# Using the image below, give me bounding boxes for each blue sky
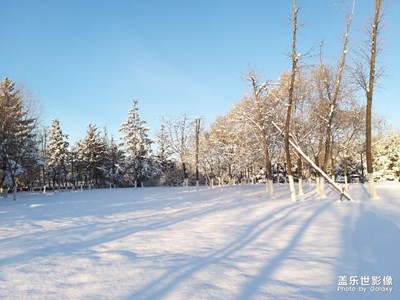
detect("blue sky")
[1,0,399,143]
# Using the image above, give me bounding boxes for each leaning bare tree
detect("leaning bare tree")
[353,0,384,200]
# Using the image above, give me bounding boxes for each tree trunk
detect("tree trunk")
[273,121,352,201]
[285,0,299,202]
[344,155,348,190]
[365,0,381,200]
[298,157,304,196]
[2,187,8,198]
[262,128,273,197]
[182,162,187,187]
[195,118,200,190]
[321,1,354,183]
[315,156,321,195]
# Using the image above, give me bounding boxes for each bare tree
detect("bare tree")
[160,114,194,186]
[335,100,365,190]
[235,70,276,196]
[285,0,299,202]
[195,118,200,189]
[352,0,384,200]
[321,1,354,172]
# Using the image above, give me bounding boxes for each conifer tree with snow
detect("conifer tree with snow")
[0,78,38,200]
[102,133,125,188]
[155,124,179,186]
[373,132,400,182]
[66,145,80,189]
[76,124,107,188]
[119,99,152,187]
[46,119,69,189]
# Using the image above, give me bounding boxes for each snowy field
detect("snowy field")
[0,183,399,300]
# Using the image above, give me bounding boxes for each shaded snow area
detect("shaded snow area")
[1,183,399,300]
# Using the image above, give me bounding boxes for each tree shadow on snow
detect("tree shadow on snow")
[125,195,332,300]
[0,190,267,268]
[235,199,333,300]
[331,204,400,300]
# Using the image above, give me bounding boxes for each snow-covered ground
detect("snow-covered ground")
[0,183,399,300]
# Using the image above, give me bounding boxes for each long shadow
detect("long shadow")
[335,210,400,299]
[0,189,268,267]
[329,185,400,300]
[236,199,333,299]
[126,197,322,299]
[0,187,198,222]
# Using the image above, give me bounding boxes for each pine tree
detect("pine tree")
[119,99,152,187]
[46,119,69,189]
[67,145,80,189]
[76,124,106,188]
[0,78,37,200]
[373,132,400,182]
[103,133,125,188]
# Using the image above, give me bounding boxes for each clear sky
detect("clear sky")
[1,0,399,143]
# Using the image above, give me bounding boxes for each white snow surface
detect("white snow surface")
[1,183,399,300]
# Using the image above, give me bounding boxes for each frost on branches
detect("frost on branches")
[0,77,39,200]
[46,119,69,189]
[76,124,107,188]
[119,99,152,187]
[373,132,400,182]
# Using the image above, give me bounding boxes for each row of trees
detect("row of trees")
[1,0,394,201]
[0,68,398,200]
[154,0,391,202]
[0,90,159,200]
[41,99,158,191]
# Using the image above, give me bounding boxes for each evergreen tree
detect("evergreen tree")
[0,78,38,200]
[119,99,152,187]
[67,145,80,189]
[373,132,400,182]
[76,124,106,188]
[103,133,125,188]
[46,119,69,189]
[155,124,177,185]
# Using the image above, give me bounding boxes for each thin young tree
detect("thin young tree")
[319,1,354,194]
[195,118,201,190]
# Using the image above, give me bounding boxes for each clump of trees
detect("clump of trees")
[0,92,160,200]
